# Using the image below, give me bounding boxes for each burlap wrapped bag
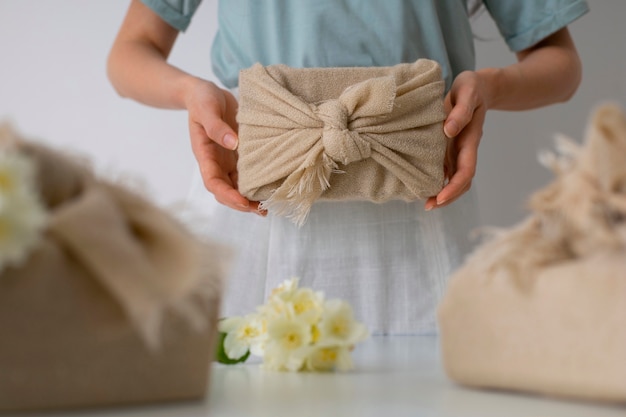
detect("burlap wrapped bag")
[237,59,449,225]
[438,104,626,403]
[0,126,227,411]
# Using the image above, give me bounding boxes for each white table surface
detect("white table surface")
[19,336,626,417]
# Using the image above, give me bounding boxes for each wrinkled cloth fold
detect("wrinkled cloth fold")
[237,59,448,225]
[46,183,222,348]
[438,104,626,403]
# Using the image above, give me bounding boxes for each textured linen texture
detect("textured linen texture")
[438,104,626,403]
[0,126,226,411]
[237,59,448,224]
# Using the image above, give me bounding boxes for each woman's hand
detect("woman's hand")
[424,28,582,211]
[185,79,265,215]
[425,70,489,210]
[107,0,264,216]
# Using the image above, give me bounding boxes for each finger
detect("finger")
[189,86,239,149]
[443,72,482,139]
[188,125,236,187]
[437,114,482,205]
[425,196,437,211]
[425,178,472,211]
[229,168,239,189]
[444,98,477,139]
[203,172,266,215]
[443,139,458,181]
[436,182,472,209]
[197,152,251,211]
[189,121,212,160]
[222,89,240,131]
[198,153,266,216]
[190,131,247,210]
[196,115,239,150]
[436,148,476,205]
[205,176,253,212]
[443,90,454,116]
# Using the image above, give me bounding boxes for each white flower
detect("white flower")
[290,287,325,325]
[0,150,36,197]
[219,314,266,360]
[263,316,312,371]
[260,279,324,325]
[317,299,369,346]
[257,295,290,321]
[257,277,300,320]
[0,151,47,272]
[305,345,354,372]
[270,277,299,301]
[218,277,370,372]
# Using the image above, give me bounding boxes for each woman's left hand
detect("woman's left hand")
[425,70,490,210]
[425,28,583,211]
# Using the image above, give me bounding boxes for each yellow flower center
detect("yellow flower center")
[311,324,321,343]
[0,171,14,193]
[332,319,349,338]
[241,325,259,339]
[283,332,302,350]
[318,348,338,363]
[294,299,313,315]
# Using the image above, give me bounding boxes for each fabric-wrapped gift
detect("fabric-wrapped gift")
[236,59,449,225]
[438,104,626,403]
[0,126,227,412]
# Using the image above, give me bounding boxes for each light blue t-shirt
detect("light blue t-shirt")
[142,0,588,89]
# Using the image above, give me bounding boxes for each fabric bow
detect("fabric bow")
[47,183,224,349]
[315,77,395,165]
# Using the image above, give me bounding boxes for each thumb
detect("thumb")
[199,114,239,150]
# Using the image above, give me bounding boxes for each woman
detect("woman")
[107,0,588,334]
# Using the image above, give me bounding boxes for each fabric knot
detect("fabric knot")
[316,99,372,165]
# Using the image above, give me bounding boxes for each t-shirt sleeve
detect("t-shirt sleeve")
[483,0,589,52]
[141,0,202,32]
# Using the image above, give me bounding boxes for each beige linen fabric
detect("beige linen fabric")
[0,126,226,411]
[237,59,448,225]
[438,104,626,403]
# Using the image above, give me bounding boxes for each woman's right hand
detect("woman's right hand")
[108,0,264,216]
[184,78,265,215]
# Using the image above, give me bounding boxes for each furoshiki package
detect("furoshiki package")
[236,59,450,225]
[0,126,228,412]
[438,104,626,403]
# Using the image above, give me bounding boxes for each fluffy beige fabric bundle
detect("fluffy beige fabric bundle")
[237,59,448,224]
[0,126,227,411]
[438,104,626,403]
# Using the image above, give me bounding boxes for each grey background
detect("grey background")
[0,0,623,228]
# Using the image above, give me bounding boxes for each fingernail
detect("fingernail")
[444,120,458,138]
[224,134,238,150]
[425,205,433,211]
[436,197,448,206]
[237,202,249,209]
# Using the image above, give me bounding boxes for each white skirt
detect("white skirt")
[185,171,480,335]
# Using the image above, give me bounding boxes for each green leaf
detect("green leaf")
[215,331,250,364]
